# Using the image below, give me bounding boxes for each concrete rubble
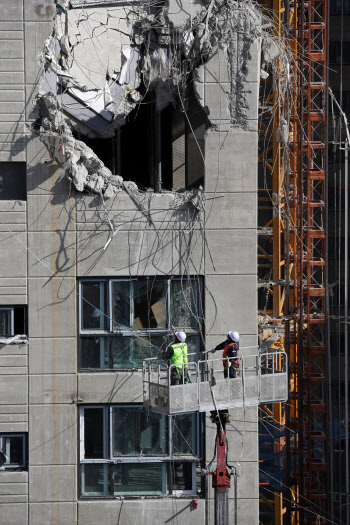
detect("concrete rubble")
[34,0,279,197]
[0,335,28,345]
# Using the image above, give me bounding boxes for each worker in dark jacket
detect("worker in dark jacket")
[163,331,188,385]
[211,331,239,378]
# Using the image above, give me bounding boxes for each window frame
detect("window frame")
[79,405,200,497]
[0,433,26,470]
[0,308,14,337]
[78,277,203,370]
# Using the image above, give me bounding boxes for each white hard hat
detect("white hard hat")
[228,331,239,342]
[175,331,186,342]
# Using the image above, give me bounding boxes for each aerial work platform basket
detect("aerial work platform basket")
[143,350,288,415]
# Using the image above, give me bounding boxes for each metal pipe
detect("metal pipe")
[345,140,349,525]
[155,111,162,193]
[116,128,121,177]
[111,135,116,175]
[71,0,142,7]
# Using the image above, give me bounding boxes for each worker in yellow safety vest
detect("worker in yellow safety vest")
[163,331,188,385]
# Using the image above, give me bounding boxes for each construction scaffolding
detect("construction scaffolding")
[258,0,328,523]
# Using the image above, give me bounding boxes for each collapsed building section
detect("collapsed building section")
[35,0,269,198]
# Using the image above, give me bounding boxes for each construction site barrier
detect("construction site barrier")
[143,350,288,415]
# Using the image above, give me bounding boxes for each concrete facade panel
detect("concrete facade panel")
[0,90,24,102]
[28,277,76,338]
[29,405,77,465]
[0,113,25,122]
[0,495,27,503]
[0,150,26,162]
[0,483,27,496]
[0,71,24,83]
[0,122,24,134]
[204,46,230,83]
[205,229,257,274]
[0,472,27,483]
[29,338,76,374]
[0,367,27,375]
[205,275,257,335]
[24,0,56,22]
[76,229,176,277]
[26,138,73,195]
[0,231,27,279]
[27,194,75,232]
[29,466,76,502]
[0,504,27,524]
[205,82,231,120]
[29,374,76,404]
[78,500,205,525]
[0,295,27,305]
[0,375,27,405]
[206,407,258,461]
[29,502,77,525]
[0,23,23,31]
[0,423,28,432]
[0,355,27,368]
[28,231,76,277]
[205,129,258,193]
[24,22,53,84]
[0,287,27,296]
[78,372,143,404]
[205,193,257,230]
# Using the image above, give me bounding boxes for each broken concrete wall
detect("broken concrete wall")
[33,0,265,199]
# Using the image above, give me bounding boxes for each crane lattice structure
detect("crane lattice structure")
[257,0,328,523]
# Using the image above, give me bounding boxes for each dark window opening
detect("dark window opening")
[0,163,26,201]
[0,433,27,470]
[77,84,207,192]
[0,306,26,338]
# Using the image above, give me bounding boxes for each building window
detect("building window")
[0,163,26,201]
[79,277,203,370]
[0,307,27,338]
[0,434,27,470]
[79,405,201,497]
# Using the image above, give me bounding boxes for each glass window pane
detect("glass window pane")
[2,436,23,465]
[139,412,167,455]
[113,463,164,495]
[186,335,201,362]
[112,407,138,455]
[171,279,201,330]
[112,407,167,456]
[111,336,167,369]
[81,282,108,331]
[170,462,194,491]
[80,337,109,369]
[0,309,12,336]
[81,463,110,496]
[112,281,131,330]
[133,280,168,330]
[172,414,196,456]
[84,408,104,459]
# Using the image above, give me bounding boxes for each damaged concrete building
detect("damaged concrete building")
[0,0,265,522]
